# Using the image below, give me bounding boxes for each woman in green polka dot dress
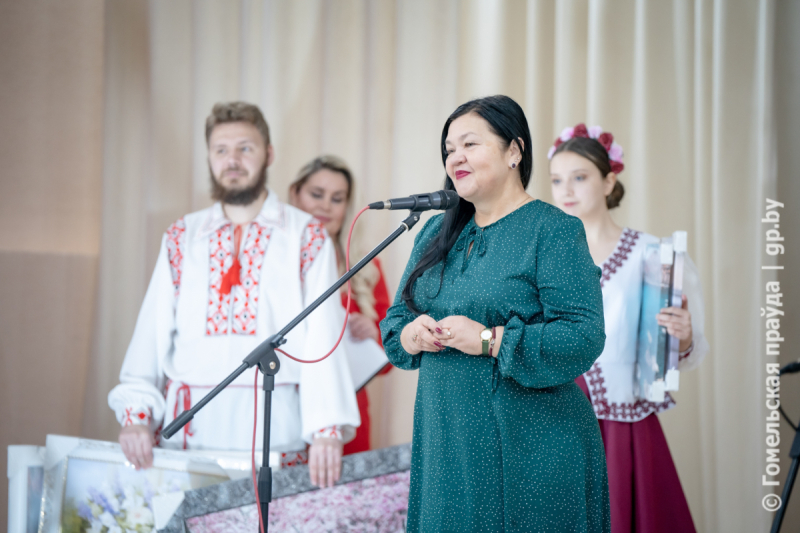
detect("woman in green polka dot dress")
[380,95,611,532]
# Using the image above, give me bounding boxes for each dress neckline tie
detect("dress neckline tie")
[457,226,488,272]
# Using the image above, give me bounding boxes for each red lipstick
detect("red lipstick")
[455,170,470,180]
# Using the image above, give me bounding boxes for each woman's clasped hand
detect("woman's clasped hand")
[400,314,503,357]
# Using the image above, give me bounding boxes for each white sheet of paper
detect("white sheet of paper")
[343,329,390,391]
[152,491,185,530]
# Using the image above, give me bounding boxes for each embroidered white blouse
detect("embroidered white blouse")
[107,190,360,452]
[582,228,709,422]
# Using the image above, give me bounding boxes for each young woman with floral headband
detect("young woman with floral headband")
[549,124,709,533]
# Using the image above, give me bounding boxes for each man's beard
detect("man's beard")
[210,164,268,205]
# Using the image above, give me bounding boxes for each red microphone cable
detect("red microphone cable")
[275,205,369,363]
[252,205,371,532]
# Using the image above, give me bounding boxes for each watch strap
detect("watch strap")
[481,328,490,355]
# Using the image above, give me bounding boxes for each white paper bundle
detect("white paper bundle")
[665,231,687,391]
[635,231,689,402]
[636,239,673,402]
[343,327,390,392]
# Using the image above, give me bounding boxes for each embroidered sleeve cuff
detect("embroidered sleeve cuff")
[313,425,343,440]
[121,407,152,427]
[678,341,694,362]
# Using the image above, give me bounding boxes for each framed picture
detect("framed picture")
[159,442,413,533]
[7,445,46,533]
[38,435,252,533]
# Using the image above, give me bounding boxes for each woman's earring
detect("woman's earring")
[511,162,517,169]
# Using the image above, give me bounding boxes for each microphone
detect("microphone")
[368,190,460,212]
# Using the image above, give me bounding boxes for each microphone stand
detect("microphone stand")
[161,210,425,532]
[770,365,800,533]
[770,427,800,533]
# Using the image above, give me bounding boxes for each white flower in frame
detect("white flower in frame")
[99,510,116,528]
[100,483,121,514]
[127,503,155,527]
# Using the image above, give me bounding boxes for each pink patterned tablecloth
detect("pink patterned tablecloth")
[185,470,409,533]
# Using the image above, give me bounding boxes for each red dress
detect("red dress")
[575,375,696,533]
[340,257,392,455]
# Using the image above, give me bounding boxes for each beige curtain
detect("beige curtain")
[0,0,105,526]
[4,0,798,530]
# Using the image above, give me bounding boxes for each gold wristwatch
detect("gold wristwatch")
[480,328,493,355]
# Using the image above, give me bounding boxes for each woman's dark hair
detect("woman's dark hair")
[552,137,625,209]
[401,95,533,313]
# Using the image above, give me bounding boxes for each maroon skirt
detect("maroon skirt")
[576,375,696,533]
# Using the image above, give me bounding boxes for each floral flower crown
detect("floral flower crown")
[547,123,625,174]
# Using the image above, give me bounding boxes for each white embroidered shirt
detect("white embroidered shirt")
[108,190,360,451]
[582,228,709,422]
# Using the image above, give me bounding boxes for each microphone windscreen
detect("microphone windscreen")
[437,190,461,209]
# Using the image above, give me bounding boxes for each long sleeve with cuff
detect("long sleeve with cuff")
[107,234,172,431]
[379,217,439,371]
[495,214,605,388]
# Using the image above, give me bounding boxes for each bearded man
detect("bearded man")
[108,102,359,488]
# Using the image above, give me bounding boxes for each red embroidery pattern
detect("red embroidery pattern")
[232,224,272,335]
[174,383,194,449]
[280,450,309,469]
[206,223,272,336]
[600,228,640,287]
[123,407,151,427]
[584,363,675,421]
[316,425,342,440]
[207,225,234,335]
[300,220,326,281]
[165,218,186,297]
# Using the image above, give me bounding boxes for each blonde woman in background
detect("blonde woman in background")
[289,155,392,455]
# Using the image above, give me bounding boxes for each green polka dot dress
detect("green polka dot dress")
[380,200,610,532]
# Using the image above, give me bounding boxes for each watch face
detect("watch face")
[480,329,492,341]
